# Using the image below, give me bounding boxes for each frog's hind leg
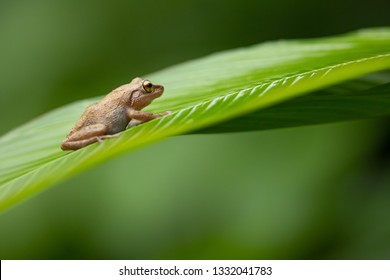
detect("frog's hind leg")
[61,124,119,150]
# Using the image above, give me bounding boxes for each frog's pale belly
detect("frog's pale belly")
[105,107,129,134]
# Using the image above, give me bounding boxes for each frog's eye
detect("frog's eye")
[142,80,154,93]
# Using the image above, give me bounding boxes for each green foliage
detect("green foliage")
[1,28,390,212]
[197,78,390,133]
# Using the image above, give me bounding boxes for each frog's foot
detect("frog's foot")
[96,133,121,143]
[161,111,173,116]
[126,119,143,129]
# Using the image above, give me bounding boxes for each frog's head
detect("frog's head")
[128,77,164,110]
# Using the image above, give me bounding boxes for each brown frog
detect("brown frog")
[61,77,169,150]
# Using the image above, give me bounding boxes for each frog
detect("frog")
[61,77,170,150]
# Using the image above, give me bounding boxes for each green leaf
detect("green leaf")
[196,76,390,133]
[1,28,390,212]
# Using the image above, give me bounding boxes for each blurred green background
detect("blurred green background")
[1,0,390,259]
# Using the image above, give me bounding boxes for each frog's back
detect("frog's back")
[68,85,130,135]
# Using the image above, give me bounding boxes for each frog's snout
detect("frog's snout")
[156,85,164,92]
[154,85,164,96]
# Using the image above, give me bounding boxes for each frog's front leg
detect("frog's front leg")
[126,109,170,127]
[61,124,119,150]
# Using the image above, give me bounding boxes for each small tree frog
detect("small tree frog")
[61,77,170,150]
